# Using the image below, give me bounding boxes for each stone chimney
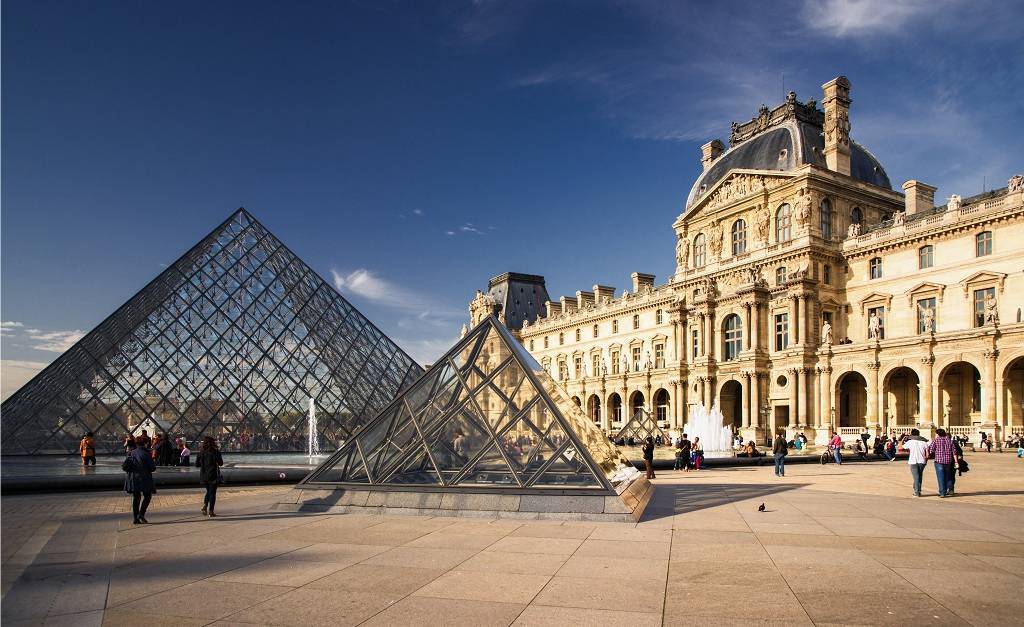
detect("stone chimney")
[700,139,725,171]
[631,272,655,293]
[559,295,577,314]
[821,76,851,176]
[593,285,615,303]
[902,180,937,215]
[545,301,562,318]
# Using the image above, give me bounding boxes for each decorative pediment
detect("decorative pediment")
[959,271,1006,296]
[650,333,669,343]
[680,170,793,224]
[858,291,892,315]
[905,281,946,306]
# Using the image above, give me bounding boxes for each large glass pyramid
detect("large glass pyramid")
[304,315,632,491]
[613,408,670,445]
[1,209,422,455]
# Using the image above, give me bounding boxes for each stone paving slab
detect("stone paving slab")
[1,454,1022,625]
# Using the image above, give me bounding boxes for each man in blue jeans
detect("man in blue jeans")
[900,428,929,497]
[928,428,956,497]
[772,431,788,477]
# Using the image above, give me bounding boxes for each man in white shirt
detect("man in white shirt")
[899,428,930,497]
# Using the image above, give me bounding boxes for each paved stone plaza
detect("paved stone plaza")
[2,454,1022,626]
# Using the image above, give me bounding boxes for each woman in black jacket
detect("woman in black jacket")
[123,438,157,524]
[196,436,224,517]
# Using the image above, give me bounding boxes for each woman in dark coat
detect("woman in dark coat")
[196,436,224,517]
[642,436,656,479]
[123,438,157,524]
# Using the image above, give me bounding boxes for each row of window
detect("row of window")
[866,287,995,339]
[869,232,992,280]
[552,342,668,379]
[530,309,667,350]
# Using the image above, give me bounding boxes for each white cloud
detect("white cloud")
[412,208,424,216]
[25,329,86,353]
[458,222,486,235]
[1,360,49,401]
[330,268,462,318]
[1,321,24,335]
[445,230,456,236]
[800,0,945,37]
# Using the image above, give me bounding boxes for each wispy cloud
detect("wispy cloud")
[799,0,947,37]
[25,328,86,352]
[330,268,462,320]
[1,359,49,401]
[1,321,24,335]
[412,208,424,216]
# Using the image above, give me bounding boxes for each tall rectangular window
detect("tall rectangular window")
[631,346,641,371]
[558,362,568,380]
[592,354,601,375]
[592,324,599,338]
[612,320,619,334]
[611,351,620,374]
[529,339,534,351]
[574,356,583,378]
[918,245,934,269]
[654,343,665,368]
[975,231,992,257]
[774,314,789,351]
[691,329,699,359]
[974,287,995,327]
[869,257,883,280]
[544,336,549,348]
[917,297,936,334]
[867,306,886,339]
[632,314,640,330]
[823,263,831,285]
[575,329,580,342]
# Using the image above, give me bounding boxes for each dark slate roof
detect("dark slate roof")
[487,272,550,330]
[685,119,891,210]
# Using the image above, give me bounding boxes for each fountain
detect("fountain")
[683,402,734,455]
[307,397,320,461]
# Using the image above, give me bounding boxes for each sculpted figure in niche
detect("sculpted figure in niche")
[922,307,935,333]
[848,222,861,237]
[601,359,608,376]
[868,311,881,339]
[985,294,999,325]
[948,194,962,212]
[676,233,689,268]
[1009,175,1024,193]
[708,221,724,257]
[754,206,770,244]
[821,320,833,345]
[795,190,812,229]
[893,210,905,226]
[645,351,653,370]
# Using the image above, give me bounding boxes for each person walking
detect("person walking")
[772,431,788,477]
[79,431,96,466]
[179,440,191,467]
[673,434,684,471]
[123,438,156,524]
[692,437,704,470]
[949,435,965,496]
[860,428,871,454]
[899,428,929,497]
[678,433,692,473]
[928,428,956,498]
[196,436,224,516]
[641,436,656,480]
[829,431,843,465]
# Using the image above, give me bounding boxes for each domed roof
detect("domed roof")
[685,97,891,210]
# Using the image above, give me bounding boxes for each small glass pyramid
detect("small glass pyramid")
[613,408,670,445]
[1,209,422,454]
[304,316,633,491]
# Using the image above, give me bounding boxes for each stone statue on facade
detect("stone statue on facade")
[821,320,833,345]
[1009,174,1024,193]
[708,221,724,258]
[460,323,468,338]
[922,307,935,333]
[755,206,770,244]
[985,294,999,325]
[847,222,861,238]
[675,233,689,268]
[947,194,962,212]
[892,210,905,226]
[645,351,653,370]
[794,190,812,229]
[469,290,499,325]
[601,359,607,376]
[868,311,881,339]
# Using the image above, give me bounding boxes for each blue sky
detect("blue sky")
[2,0,1022,397]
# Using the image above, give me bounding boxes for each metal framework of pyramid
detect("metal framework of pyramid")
[303,315,633,492]
[1,209,422,455]
[614,408,670,445]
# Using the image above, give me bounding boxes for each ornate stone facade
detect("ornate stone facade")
[470,76,1024,447]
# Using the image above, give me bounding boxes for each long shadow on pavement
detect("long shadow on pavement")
[640,482,808,521]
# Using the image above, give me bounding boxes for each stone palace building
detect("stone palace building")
[468,76,1024,446]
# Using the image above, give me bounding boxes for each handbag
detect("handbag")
[121,455,134,472]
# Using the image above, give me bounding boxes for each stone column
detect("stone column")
[792,296,800,345]
[984,349,998,423]
[920,356,934,427]
[741,372,751,427]
[788,368,799,427]
[751,301,760,352]
[867,362,880,429]
[797,367,809,427]
[600,384,610,432]
[620,385,628,423]
[750,373,761,428]
[799,295,809,346]
[744,303,752,350]
[706,312,715,359]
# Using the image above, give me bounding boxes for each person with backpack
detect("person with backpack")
[772,430,788,477]
[675,433,692,473]
[641,436,655,480]
[196,436,224,517]
[79,431,96,466]
[123,437,156,524]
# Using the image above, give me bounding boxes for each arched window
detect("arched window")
[776,204,792,242]
[975,231,992,257]
[776,266,787,285]
[656,309,664,324]
[851,207,863,225]
[731,219,747,256]
[724,314,743,361]
[693,233,706,267]
[592,324,599,338]
[918,245,934,269]
[869,257,883,280]
[820,198,832,239]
